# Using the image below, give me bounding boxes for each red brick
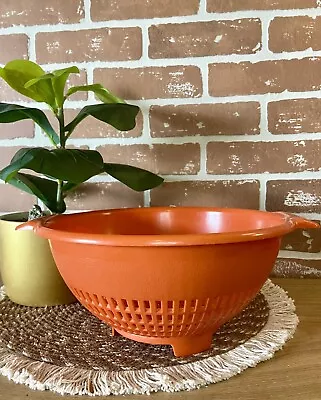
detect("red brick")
[37,28,142,63]
[48,109,143,138]
[151,180,260,208]
[94,66,202,100]
[91,0,199,21]
[207,0,319,12]
[0,34,28,64]
[272,259,321,278]
[266,180,321,213]
[97,144,200,175]
[269,16,321,53]
[0,0,84,27]
[0,121,34,139]
[280,221,321,253]
[150,102,260,137]
[0,147,22,169]
[0,80,29,103]
[0,184,35,212]
[209,58,321,97]
[149,19,261,59]
[207,140,321,174]
[269,98,321,134]
[65,182,144,210]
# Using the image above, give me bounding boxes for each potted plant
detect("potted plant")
[0,59,163,306]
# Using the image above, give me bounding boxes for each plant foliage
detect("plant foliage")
[0,60,163,213]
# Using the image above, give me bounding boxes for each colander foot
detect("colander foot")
[111,327,120,337]
[170,332,213,357]
[112,329,214,357]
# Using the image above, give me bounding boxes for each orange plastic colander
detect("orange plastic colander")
[17,207,319,357]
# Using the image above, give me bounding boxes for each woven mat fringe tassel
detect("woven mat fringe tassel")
[0,281,299,396]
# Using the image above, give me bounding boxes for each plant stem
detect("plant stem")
[57,108,65,210]
[58,107,66,149]
[57,179,63,210]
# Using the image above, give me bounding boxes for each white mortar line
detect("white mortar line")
[3,133,321,147]
[259,13,273,54]
[0,138,39,147]
[141,25,150,62]
[54,174,311,184]
[259,177,267,210]
[81,175,127,183]
[147,135,321,143]
[278,250,321,259]
[283,212,321,220]
[198,139,208,177]
[144,191,151,207]
[108,91,321,103]
[140,172,321,180]
[140,103,152,141]
[259,97,269,137]
[204,8,321,18]
[198,0,207,15]
[33,124,53,146]
[199,59,209,98]
[85,66,96,101]
[83,0,92,23]
[86,67,94,85]
[260,17,268,53]
[27,32,36,61]
[72,175,254,184]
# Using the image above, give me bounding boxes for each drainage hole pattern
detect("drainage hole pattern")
[72,288,259,338]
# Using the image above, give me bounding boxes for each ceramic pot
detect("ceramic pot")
[17,207,319,355]
[0,212,76,306]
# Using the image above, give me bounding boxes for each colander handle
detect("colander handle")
[275,212,319,230]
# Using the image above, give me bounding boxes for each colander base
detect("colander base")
[113,328,214,357]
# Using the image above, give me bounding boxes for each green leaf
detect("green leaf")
[104,163,164,191]
[4,172,64,213]
[64,103,139,136]
[24,73,54,87]
[26,66,80,108]
[66,84,125,104]
[0,103,59,145]
[1,148,104,184]
[0,60,56,108]
[52,66,79,107]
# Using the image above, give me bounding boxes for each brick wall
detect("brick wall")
[0,0,321,276]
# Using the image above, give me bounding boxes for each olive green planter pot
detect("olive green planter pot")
[0,212,76,306]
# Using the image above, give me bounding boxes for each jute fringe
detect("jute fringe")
[0,280,298,396]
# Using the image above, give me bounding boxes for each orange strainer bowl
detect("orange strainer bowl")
[18,207,318,357]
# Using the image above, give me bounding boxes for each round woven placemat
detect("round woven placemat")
[0,280,298,396]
